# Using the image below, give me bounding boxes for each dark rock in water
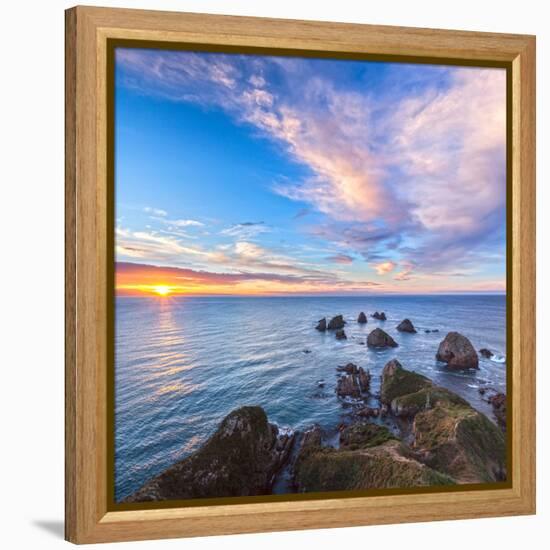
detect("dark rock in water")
[425,329,431,333]
[302,349,312,354]
[367,328,398,349]
[432,329,439,333]
[358,341,365,345]
[488,392,507,431]
[317,379,325,388]
[294,423,454,492]
[479,348,494,359]
[336,366,371,398]
[335,329,347,340]
[397,318,417,333]
[125,406,294,502]
[315,318,327,331]
[337,362,358,374]
[327,315,345,330]
[357,312,367,324]
[372,311,387,321]
[436,332,479,369]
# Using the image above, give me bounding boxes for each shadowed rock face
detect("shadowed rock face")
[315,318,327,331]
[436,332,479,369]
[372,311,387,321]
[336,365,371,398]
[397,319,416,333]
[488,392,507,431]
[357,312,367,324]
[479,348,493,358]
[367,328,398,349]
[327,315,345,330]
[380,359,431,405]
[125,407,294,502]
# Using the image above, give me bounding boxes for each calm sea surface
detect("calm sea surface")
[115,294,506,501]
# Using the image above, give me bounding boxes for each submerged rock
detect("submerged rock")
[372,311,387,321]
[335,329,347,340]
[327,315,345,330]
[294,423,454,492]
[397,319,417,333]
[479,348,494,359]
[357,312,368,324]
[367,328,398,349]
[315,318,327,331]
[436,332,479,369]
[125,406,294,502]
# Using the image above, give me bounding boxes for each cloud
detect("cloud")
[374,261,396,275]
[144,206,167,217]
[326,254,354,265]
[116,50,506,285]
[220,222,268,239]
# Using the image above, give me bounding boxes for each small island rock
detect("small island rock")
[372,311,387,321]
[357,312,367,324]
[479,348,494,359]
[367,328,398,349]
[396,319,417,333]
[315,318,327,331]
[335,329,347,340]
[436,332,479,369]
[327,315,345,330]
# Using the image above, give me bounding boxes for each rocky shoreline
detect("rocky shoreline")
[125,311,507,502]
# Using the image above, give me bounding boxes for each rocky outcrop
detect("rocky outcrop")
[372,311,387,321]
[357,312,367,324]
[125,407,294,502]
[397,319,416,333]
[436,332,479,369]
[479,348,494,359]
[294,423,454,492]
[315,318,327,331]
[367,328,398,349]
[412,405,506,483]
[335,329,347,340]
[327,315,345,330]
[380,359,431,405]
[488,392,507,431]
[336,364,371,398]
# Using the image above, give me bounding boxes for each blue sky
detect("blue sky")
[114,48,507,296]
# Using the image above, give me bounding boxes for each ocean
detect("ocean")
[114,294,507,501]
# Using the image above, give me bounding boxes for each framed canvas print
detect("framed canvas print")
[65,6,536,544]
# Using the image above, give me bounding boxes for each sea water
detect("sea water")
[115,294,506,501]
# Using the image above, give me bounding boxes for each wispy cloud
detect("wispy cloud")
[116,50,506,292]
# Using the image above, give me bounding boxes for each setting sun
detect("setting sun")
[153,285,171,296]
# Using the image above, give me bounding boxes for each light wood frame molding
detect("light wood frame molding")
[65,5,536,544]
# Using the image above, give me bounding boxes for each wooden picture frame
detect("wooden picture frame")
[65,5,536,544]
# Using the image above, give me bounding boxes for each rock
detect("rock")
[432,329,439,333]
[317,379,325,388]
[125,406,294,502]
[436,332,479,369]
[356,406,380,418]
[327,315,345,330]
[391,386,470,418]
[372,311,387,321]
[337,362,358,374]
[335,329,347,340]
[315,318,327,331]
[294,423,454,492]
[302,349,312,354]
[367,328,398,349]
[488,392,507,431]
[425,329,431,333]
[357,312,367,324]
[412,405,506,483]
[336,366,371,398]
[479,348,494,359]
[380,359,432,404]
[397,318,417,333]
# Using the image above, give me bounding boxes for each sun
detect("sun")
[152,285,172,296]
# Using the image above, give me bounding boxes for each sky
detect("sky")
[114,47,507,297]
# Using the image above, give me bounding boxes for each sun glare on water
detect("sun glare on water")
[153,285,172,296]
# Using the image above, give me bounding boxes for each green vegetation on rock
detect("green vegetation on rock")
[380,359,432,404]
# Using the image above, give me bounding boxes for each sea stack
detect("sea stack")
[396,319,416,333]
[315,318,327,331]
[327,315,345,330]
[372,311,387,321]
[367,328,398,349]
[335,329,347,340]
[357,312,367,324]
[436,332,479,369]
